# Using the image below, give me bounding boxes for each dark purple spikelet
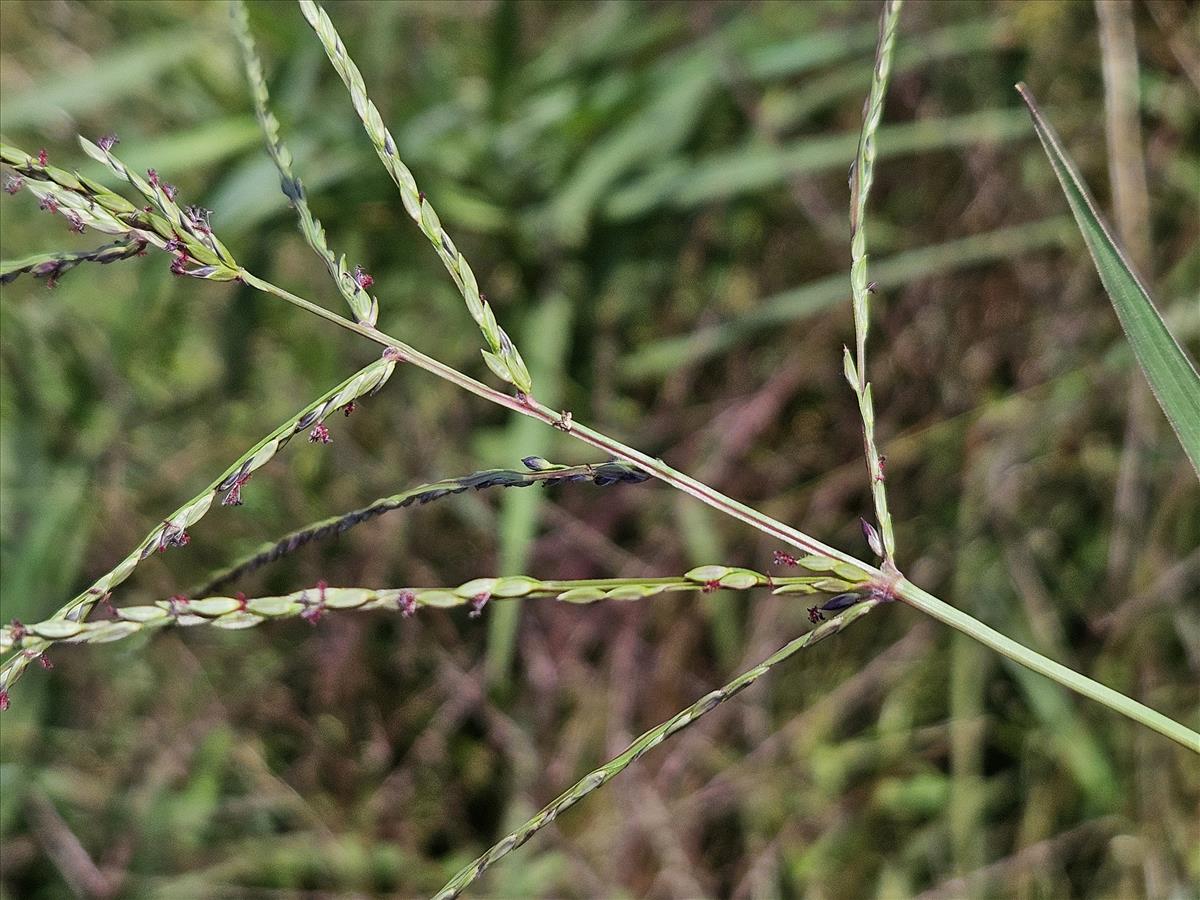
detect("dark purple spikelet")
[169,254,189,276]
[808,606,824,624]
[162,183,177,202]
[66,212,86,233]
[342,401,356,417]
[38,196,58,215]
[773,550,799,568]
[821,592,862,613]
[98,134,119,152]
[39,655,54,670]
[352,265,374,291]
[147,168,159,187]
[309,422,332,444]
[37,148,47,166]
[3,176,23,195]
[397,590,418,617]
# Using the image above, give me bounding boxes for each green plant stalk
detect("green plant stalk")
[296,0,532,394]
[193,459,649,596]
[895,580,1196,750]
[230,0,378,325]
[0,566,872,654]
[845,0,902,562]
[432,598,884,900]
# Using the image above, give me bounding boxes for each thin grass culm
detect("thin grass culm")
[0,0,1198,896]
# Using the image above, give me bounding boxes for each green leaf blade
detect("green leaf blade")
[1017,84,1200,475]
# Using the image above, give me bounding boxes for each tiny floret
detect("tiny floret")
[301,581,328,625]
[221,471,251,506]
[167,594,190,615]
[309,422,332,444]
[186,205,212,232]
[66,212,86,233]
[352,265,374,291]
[98,134,119,152]
[158,522,190,551]
[3,176,23,195]
[469,592,490,618]
[36,148,48,167]
[773,550,799,568]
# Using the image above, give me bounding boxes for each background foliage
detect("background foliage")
[1,0,1197,896]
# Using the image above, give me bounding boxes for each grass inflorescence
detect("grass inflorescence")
[1,0,1197,896]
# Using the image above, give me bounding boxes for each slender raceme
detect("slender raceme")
[845,0,902,563]
[0,238,146,286]
[231,0,379,325]
[193,459,651,596]
[432,598,884,899]
[0,567,873,655]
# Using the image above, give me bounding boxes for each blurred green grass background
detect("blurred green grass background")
[1,0,1197,897]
